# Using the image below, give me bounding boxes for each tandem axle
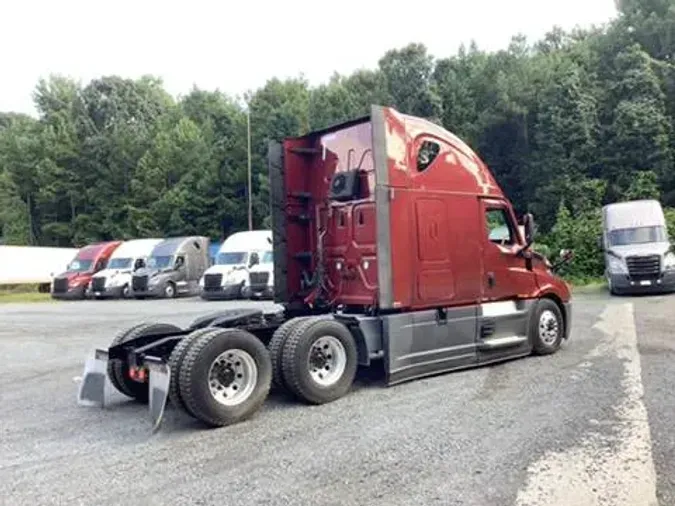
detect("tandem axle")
[77,297,570,432]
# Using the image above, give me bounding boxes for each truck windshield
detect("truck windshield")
[108,258,132,269]
[216,252,247,265]
[147,256,173,269]
[67,259,93,272]
[261,251,273,263]
[608,226,667,246]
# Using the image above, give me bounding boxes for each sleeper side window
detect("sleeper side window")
[416,140,441,172]
[485,208,515,246]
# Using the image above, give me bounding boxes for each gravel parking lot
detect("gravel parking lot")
[1,292,674,505]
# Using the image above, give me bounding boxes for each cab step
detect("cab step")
[477,335,528,350]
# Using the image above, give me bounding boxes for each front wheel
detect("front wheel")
[178,328,272,427]
[530,299,564,355]
[164,282,176,299]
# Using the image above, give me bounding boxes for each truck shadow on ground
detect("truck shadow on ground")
[115,361,392,436]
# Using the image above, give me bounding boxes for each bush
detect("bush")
[665,207,675,242]
[540,201,604,280]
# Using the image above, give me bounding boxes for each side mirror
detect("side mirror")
[522,213,535,245]
[560,249,574,262]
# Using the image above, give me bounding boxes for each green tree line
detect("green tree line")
[2,0,675,281]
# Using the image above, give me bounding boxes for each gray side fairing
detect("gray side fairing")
[383,306,479,386]
[340,299,538,386]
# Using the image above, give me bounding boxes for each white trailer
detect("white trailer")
[0,245,79,291]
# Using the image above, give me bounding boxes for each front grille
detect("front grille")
[52,277,68,293]
[204,273,223,290]
[132,275,148,292]
[626,255,661,279]
[249,272,269,287]
[91,277,106,292]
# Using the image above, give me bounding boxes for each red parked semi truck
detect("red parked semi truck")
[51,241,122,300]
[77,105,573,431]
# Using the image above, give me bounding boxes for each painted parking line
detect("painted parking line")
[515,303,658,506]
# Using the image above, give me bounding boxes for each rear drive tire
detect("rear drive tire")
[167,327,222,418]
[281,317,358,405]
[178,328,272,427]
[107,322,182,403]
[107,323,147,395]
[530,299,564,356]
[268,317,308,390]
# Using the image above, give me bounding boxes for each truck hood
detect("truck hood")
[607,242,671,258]
[204,264,247,276]
[93,268,132,279]
[133,267,173,278]
[56,271,91,280]
[249,263,273,273]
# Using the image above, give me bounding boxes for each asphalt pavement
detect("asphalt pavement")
[0,292,673,506]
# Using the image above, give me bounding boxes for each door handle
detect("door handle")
[487,272,495,288]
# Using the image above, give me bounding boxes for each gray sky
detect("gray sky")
[1,0,618,116]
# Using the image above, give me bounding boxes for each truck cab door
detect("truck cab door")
[477,199,536,361]
[480,199,537,300]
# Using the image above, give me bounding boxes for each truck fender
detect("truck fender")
[333,314,383,366]
[187,308,265,331]
[531,288,570,340]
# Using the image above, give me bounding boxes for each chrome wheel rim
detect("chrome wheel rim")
[539,310,560,345]
[208,349,258,406]
[308,336,347,387]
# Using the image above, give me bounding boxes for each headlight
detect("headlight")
[608,256,626,274]
[664,252,675,271]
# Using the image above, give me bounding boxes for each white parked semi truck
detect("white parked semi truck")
[88,238,164,299]
[199,230,272,300]
[600,199,675,295]
[242,249,274,299]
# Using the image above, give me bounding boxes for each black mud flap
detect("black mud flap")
[77,349,111,408]
[145,356,170,433]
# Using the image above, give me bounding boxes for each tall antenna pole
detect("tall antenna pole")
[247,107,253,231]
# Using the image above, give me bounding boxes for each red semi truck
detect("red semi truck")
[51,241,122,300]
[77,106,573,431]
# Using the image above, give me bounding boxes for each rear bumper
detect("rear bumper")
[609,271,675,294]
[51,285,86,300]
[200,284,243,300]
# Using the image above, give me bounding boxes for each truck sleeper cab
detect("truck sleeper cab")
[89,238,164,299]
[51,241,122,300]
[77,105,573,432]
[131,236,209,299]
[601,199,675,295]
[200,230,272,300]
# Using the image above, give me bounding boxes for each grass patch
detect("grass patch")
[0,291,53,304]
[0,283,54,304]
